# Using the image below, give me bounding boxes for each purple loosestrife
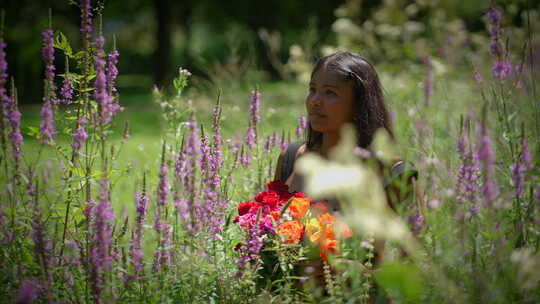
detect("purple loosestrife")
[511,139,533,198]
[106,48,119,93]
[211,98,224,173]
[59,59,73,104]
[423,56,433,106]
[485,6,513,79]
[157,163,170,206]
[249,89,261,142]
[39,28,56,144]
[129,190,148,280]
[180,120,203,235]
[0,38,9,154]
[245,124,256,149]
[474,71,483,84]
[39,99,54,144]
[200,132,210,173]
[59,75,73,104]
[94,36,122,125]
[80,0,93,42]
[295,115,307,139]
[8,96,23,166]
[455,130,480,207]
[94,36,112,124]
[263,135,272,154]
[408,209,425,235]
[16,280,39,304]
[42,29,55,94]
[90,178,115,303]
[478,124,499,207]
[72,118,88,155]
[280,130,288,151]
[236,226,266,277]
[240,144,250,166]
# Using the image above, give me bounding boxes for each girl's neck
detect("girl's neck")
[319,131,341,158]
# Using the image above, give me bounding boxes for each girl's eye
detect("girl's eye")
[308,87,315,94]
[325,90,336,96]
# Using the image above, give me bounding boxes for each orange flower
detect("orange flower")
[318,212,335,226]
[278,220,304,244]
[335,220,353,239]
[288,197,310,219]
[270,211,280,221]
[319,231,340,263]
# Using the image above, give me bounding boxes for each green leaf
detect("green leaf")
[54,31,73,56]
[374,262,424,302]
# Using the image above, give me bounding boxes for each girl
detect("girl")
[274,51,421,299]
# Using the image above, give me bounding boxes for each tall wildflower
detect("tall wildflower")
[295,115,307,139]
[478,123,499,207]
[423,56,433,106]
[30,179,54,301]
[80,0,93,42]
[0,25,22,170]
[106,47,119,94]
[235,226,266,277]
[7,84,23,168]
[94,36,113,124]
[250,89,261,137]
[179,120,202,235]
[455,121,480,210]
[0,30,10,159]
[210,96,223,185]
[153,144,172,271]
[59,57,73,104]
[245,123,256,149]
[129,186,148,279]
[511,139,533,198]
[39,28,56,144]
[94,36,123,124]
[90,178,115,303]
[263,134,272,154]
[486,6,512,79]
[72,118,88,156]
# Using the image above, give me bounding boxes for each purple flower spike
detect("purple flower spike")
[250,89,261,125]
[106,49,119,93]
[511,139,533,198]
[90,178,115,302]
[130,191,148,278]
[80,0,93,41]
[157,163,169,206]
[245,124,256,148]
[39,98,55,144]
[72,118,88,155]
[41,29,56,89]
[478,125,499,206]
[60,74,73,104]
[16,280,39,304]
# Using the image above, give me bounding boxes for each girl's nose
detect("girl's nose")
[307,93,322,107]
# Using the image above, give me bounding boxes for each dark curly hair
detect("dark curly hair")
[306,51,394,151]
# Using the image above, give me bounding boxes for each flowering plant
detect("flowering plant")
[234,180,353,282]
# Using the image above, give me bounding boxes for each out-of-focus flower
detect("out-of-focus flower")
[288,197,310,219]
[278,220,304,244]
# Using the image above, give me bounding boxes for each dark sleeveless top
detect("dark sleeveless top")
[280,141,418,191]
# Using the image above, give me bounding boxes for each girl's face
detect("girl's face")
[306,65,355,133]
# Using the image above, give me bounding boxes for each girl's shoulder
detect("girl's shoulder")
[279,141,305,183]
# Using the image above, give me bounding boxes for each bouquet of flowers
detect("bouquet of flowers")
[234,180,352,285]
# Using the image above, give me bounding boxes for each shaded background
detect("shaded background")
[2,0,538,105]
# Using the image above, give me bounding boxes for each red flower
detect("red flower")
[262,192,279,208]
[238,201,257,216]
[293,192,306,198]
[267,180,289,194]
